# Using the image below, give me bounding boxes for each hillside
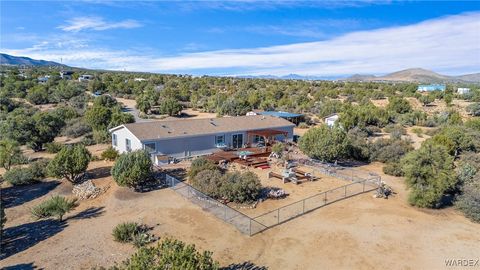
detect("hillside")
[344,68,480,83]
[0,53,65,67]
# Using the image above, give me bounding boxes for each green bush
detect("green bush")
[191,169,224,198]
[271,142,284,156]
[455,180,480,223]
[299,125,349,162]
[401,141,456,208]
[47,144,91,183]
[369,138,413,163]
[45,142,64,153]
[101,146,119,161]
[112,238,219,270]
[28,158,49,179]
[383,162,404,177]
[112,222,153,247]
[31,195,77,221]
[187,157,218,180]
[62,119,92,138]
[3,167,37,186]
[221,171,262,204]
[111,150,153,188]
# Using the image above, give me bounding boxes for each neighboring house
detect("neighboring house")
[60,70,74,80]
[78,74,94,82]
[417,84,446,92]
[246,110,303,125]
[109,115,295,165]
[37,76,50,83]
[324,113,339,127]
[134,78,147,82]
[457,88,471,95]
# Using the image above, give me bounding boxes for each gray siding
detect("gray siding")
[111,124,294,163]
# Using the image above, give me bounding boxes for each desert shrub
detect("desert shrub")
[297,122,308,129]
[455,179,480,223]
[271,142,284,156]
[0,139,26,170]
[221,172,262,203]
[369,138,413,163]
[383,162,404,177]
[81,134,96,146]
[111,150,153,188]
[112,238,219,270]
[62,119,92,138]
[93,129,111,144]
[465,118,480,131]
[401,141,456,208]
[28,158,50,179]
[101,146,119,161]
[364,125,382,135]
[112,222,154,247]
[411,127,423,137]
[188,157,218,179]
[45,142,64,153]
[346,128,370,161]
[31,195,77,221]
[383,124,406,140]
[3,167,37,186]
[466,103,480,116]
[190,169,224,198]
[386,97,412,114]
[299,125,349,162]
[431,126,476,158]
[47,144,91,183]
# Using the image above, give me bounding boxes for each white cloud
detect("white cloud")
[4,12,480,76]
[58,16,142,32]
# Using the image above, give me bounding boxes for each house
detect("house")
[37,76,50,84]
[457,88,471,95]
[60,70,74,80]
[78,74,94,82]
[246,110,303,124]
[417,84,446,92]
[324,113,339,127]
[134,78,147,82]
[109,115,295,165]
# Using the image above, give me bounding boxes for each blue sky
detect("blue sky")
[1,1,479,77]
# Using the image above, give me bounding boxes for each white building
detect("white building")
[134,78,147,82]
[78,74,94,82]
[324,114,339,127]
[457,88,471,95]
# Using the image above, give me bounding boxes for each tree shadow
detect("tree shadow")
[69,207,105,220]
[0,219,67,259]
[87,166,112,180]
[1,181,61,209]
[222,261,268,270]
[2,262,37,270]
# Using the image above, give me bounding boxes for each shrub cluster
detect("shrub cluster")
[101,146,119,161]
[111,150,153,188]
[31,195,77,221]
[3,159,49,186]
[112,222,154,247]
[45,142,64,153]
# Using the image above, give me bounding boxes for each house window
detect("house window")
[126,139,131,152]
[144,142,156,153]
[215,135,225,145]
[253,135,263,143]
[112,134,118,146]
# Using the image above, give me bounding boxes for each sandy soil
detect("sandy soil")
[2,158,479,270]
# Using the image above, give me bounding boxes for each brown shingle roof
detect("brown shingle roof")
[119,115,295,141]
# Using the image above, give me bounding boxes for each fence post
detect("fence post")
[302,199,305,213]
[224,205,227,220]
[324,192,327,205]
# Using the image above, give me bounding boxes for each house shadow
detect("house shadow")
[87,166,112,180]
[222,261,268,270]
[69,207,105,220]
[1,181,61,209]
[2,263,37,270]
[0,219,67,260]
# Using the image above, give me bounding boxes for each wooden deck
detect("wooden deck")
[206,147,272,163]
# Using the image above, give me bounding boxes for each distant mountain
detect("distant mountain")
[344,68,480,83]
[0,53,65,67]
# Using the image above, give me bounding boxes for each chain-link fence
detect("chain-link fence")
[165,175,267,236]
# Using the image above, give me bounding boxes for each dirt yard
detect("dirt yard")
[2,157,479,269]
